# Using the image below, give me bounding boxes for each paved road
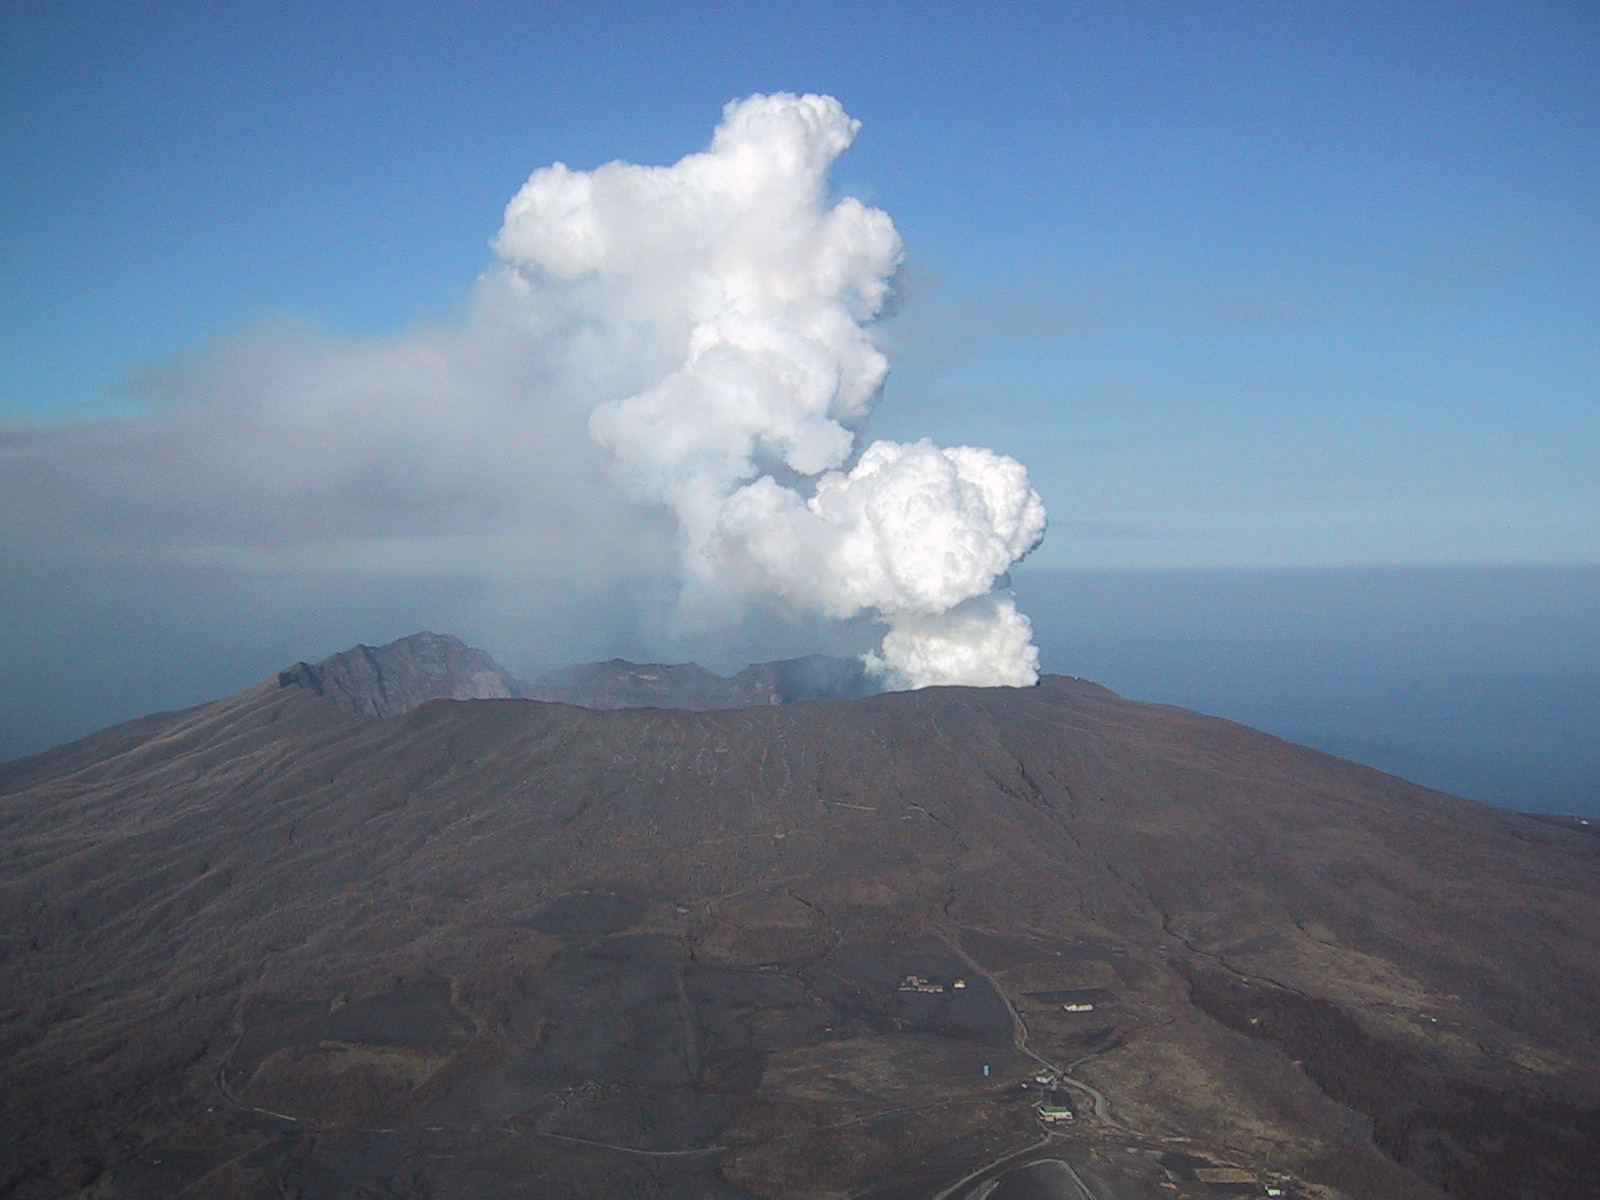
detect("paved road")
[935,938,1116,1200]
[927,1134,1059,1200]
[213,939,1127,1199]
[970,1158,1099,1200]
[944,936,1130,1134]
[1059,1053,1126,1131]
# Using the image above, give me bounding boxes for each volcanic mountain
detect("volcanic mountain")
[2,635,1597,1200]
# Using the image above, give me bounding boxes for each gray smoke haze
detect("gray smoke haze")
[1,94,1046,750]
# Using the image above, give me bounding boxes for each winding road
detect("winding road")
[212,939,1130,1199]
[937,936,1123,1199]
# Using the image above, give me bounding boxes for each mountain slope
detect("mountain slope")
[2,653,1597,1200]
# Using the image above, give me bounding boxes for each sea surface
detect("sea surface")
[1015,565,1600,816]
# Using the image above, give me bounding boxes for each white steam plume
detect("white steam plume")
[493,93,1047,687]
[2,93,1047,693]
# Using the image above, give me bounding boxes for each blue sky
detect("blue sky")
[1,1,1598,796]
[4,0,1595,570]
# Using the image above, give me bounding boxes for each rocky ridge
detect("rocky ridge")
[271,634,878,718]
[274,631,520,717]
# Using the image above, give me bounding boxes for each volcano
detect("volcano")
[2,634,1597,1200]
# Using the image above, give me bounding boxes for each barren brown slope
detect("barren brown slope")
[2,673,1597,1200]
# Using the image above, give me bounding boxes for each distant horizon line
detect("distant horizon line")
[1015,561,1600,575]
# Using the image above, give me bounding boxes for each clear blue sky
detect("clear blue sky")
[4,0,1595,570]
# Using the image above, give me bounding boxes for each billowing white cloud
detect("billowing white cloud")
[871,594,1041,688]
[1,92,1046,692]
[490,93,1047,686]
[715,439,1046,685]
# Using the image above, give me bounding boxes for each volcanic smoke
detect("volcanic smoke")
[0,93,1046,692]
[493,94,1047,687]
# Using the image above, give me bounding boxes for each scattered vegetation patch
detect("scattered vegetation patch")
[1183,965,1600,1200]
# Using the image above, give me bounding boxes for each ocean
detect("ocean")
[1015,565,1600,816]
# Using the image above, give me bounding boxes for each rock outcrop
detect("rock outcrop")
[275,631,520,717]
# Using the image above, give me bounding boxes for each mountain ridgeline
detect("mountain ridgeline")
[272,632,880,717]
[519,652,879,711]
[2,634,1597,1200]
